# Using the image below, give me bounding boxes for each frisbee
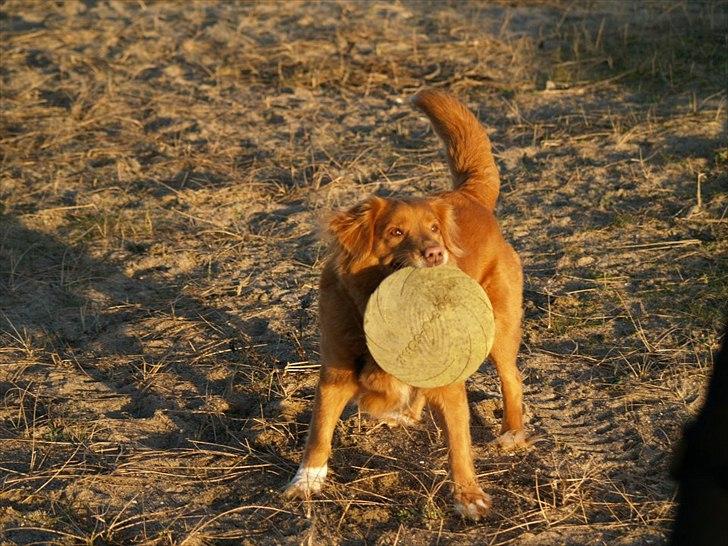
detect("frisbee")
[363,265,495,388]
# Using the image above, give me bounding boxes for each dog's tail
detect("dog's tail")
[412,89,499,210]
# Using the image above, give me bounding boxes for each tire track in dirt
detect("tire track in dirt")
[516,353,676,530]
[473,355,643,471]
[529,382,635,461]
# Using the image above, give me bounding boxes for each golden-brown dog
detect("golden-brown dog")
[284,89,526,519]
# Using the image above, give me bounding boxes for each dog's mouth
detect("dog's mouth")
[389,251,448,271]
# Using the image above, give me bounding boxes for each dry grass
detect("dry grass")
[1,1,726,544]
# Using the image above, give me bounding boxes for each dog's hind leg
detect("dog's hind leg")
[404,389,426,423]
[489,321,528,449]
[485,259,528,449]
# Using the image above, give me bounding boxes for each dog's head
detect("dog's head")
[328,197,462,271]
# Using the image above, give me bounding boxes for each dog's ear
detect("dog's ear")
[431,200,463,257]
[328,197,387,256]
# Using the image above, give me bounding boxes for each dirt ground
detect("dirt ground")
[1,1,726,544]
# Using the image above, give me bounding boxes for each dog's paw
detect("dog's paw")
[381,412,417,428]
[283,465,328,500]
[453,485,492,520]
[492,429,530,451]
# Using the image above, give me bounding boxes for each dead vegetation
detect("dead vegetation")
[1,1,726,544]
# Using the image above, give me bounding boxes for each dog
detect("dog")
[284,89,526,519]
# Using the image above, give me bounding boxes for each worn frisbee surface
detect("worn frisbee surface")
[363,265,495,388]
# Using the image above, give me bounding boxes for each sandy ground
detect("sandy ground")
[1,1,726,544]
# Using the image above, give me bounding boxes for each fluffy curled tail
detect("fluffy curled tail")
[412,89,500,210]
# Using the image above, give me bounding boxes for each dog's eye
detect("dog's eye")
[389,227,403,237]
[431,224,439,233]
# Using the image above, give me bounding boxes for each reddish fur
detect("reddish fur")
[412,89,501,209]
[287,89,525,517]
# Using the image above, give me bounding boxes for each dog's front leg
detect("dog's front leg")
[284,366,358,499]
[426,383,492,519]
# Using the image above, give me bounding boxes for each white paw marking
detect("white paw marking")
[492,429,529,450]
[454,492,492,520]
[285,465,328,498]
[380,411,416,427]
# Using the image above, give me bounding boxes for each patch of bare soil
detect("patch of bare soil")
[1,1,726,544]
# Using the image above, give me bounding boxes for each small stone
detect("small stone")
[576,256,595,267]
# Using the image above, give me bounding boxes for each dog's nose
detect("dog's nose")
[423,245,444,266]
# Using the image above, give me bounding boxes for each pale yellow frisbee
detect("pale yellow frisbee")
[363,265,495,388]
